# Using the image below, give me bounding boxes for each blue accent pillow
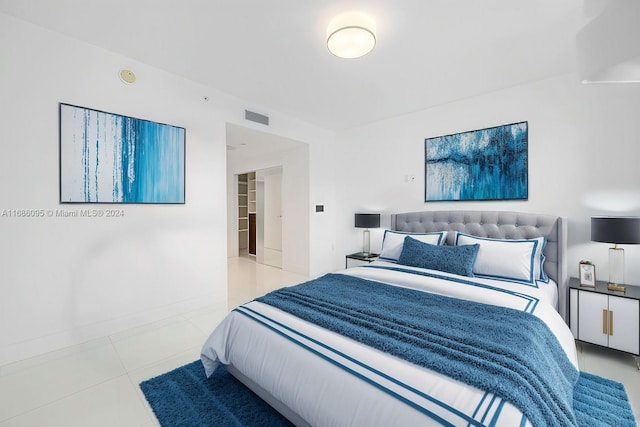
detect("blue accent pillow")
[397,237,480,277]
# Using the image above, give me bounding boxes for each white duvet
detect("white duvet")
[201,261,577,427]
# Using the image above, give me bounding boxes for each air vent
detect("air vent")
[245,110,269,126]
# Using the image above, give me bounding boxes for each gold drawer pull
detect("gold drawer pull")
[603,309,608,335]
[609,310,614,336]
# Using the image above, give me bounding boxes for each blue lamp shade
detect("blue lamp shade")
[354,213,380,229]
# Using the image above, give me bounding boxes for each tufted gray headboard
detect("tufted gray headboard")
[390,210,569,322]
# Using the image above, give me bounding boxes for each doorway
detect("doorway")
[236,167,283,268]
[226,123,310,276]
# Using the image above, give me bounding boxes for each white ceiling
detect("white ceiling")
[0,0,591,131]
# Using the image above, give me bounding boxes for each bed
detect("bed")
[201,210,574,426]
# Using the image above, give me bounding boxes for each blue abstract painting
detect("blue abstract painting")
[425,122,528,201]
[60,104,185,203]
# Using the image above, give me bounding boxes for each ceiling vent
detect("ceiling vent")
[245,110,269,126]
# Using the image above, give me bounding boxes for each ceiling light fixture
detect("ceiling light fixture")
[327,12,376,59]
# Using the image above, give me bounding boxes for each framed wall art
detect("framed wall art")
[59,103,185,204]
[424,121,528,202]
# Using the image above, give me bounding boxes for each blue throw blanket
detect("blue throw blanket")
[256,273,579,426]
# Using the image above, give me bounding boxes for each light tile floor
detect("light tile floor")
[0,258,638,425]
[0,257,306,427]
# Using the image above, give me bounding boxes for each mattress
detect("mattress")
[201,262,576,426]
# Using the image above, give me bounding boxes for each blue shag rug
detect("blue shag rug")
[574,371,637,427]
[140,361,636,427]
[140,361,293,427]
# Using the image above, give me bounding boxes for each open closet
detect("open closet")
[237,171,256,257]
[237,168,282,267]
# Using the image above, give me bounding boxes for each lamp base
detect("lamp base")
[362,229,371,256]
[608,246,625,286]
[607,283,626,292]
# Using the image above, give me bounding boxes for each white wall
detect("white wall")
[0,13,337,366]
[334,73,640,285]
[282,146,312,274]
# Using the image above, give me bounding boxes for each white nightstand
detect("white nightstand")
[569,277,640,369]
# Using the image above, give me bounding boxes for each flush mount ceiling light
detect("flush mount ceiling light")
[327,12,376,59]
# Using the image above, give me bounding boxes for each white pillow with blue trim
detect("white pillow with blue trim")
[454,232,547,286]
[379,230,446,262]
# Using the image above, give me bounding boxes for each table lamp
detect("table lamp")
[354,213,380,256]
[591,216,640,292]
